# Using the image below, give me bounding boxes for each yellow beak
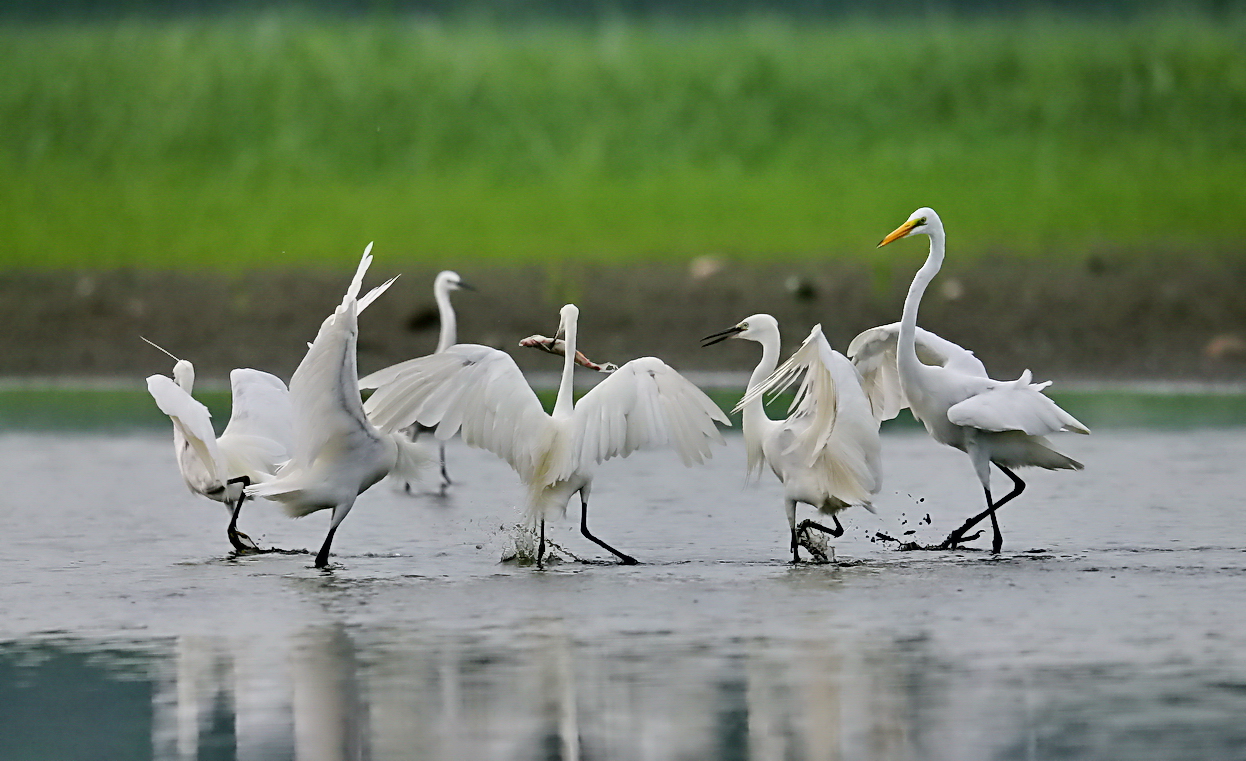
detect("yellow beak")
[878,219,920,248]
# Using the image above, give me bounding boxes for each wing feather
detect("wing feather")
[219,369,291,448]
[285,299,376,467]
[563,357,728,479]
[146,373,226,482]
[947,376,1091,436]
[846,323,987,420]
[362,345,554,479]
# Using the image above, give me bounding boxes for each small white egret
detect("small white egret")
[359,304,730,566]
[145,341,293,551]
[868,207,1090,552]
[246,244,429,568]
[703,315,881,562]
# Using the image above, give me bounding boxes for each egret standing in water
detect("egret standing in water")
[703,315,881,562]
[145,342,292,552]
[360,304,730,566]
[247,245,429,568]
[871,207,1089,552]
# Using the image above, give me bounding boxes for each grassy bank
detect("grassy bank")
[3,12,1244,269]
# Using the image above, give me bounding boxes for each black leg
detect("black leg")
[940,466,1026,550]
[989,508,1003,554]
[537,519,546,570]
[790,527,800,563]
[225,476,255,552]
[798,515,845,539]
[580,494,637,565]
[439,442,451,490]
[794,516,839,563]
[315,526,338,569]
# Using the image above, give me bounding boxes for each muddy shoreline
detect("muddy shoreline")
[5,254,1246,384]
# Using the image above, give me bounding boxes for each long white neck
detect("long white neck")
[435,282,456,353]
[553,312,578,418]
[898,223,945,381]
[741,327,780,436]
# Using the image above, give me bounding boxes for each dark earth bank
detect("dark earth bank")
[6,253,1246,384]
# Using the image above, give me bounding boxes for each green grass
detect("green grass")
[3,12,1245,269]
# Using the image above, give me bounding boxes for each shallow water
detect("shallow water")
[3,426,1246,760]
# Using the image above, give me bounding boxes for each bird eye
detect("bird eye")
[916,217,927,226]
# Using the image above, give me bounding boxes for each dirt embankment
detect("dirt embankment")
[5,253,1246,384]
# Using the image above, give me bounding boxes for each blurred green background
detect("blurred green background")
[3,1,1244,270]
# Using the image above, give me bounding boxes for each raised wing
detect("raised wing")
[218,369,293,476]
[336,242,397,318]
[362,345,555,479]
[564,357,729,478]
[221,370,292,443]
[146,373,226,482]
[947,372,1090,436]
[846,323,987,420]
[284,298,377,468]
[737,325,841,462]
[736,324,880,489]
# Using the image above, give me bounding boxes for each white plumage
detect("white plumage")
[413,270,474,491]
[360,303,729,565]
[246,244,429,568]
[874,207,1089,552]
[704,315,881,561]
[846,322,987,421]
[147,354,292,551]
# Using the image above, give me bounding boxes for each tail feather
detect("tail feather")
[389,432,432,484]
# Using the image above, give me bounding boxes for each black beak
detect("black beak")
[701,326,744,347]
[457,280,477,292]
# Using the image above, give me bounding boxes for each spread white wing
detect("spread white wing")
[146,373,226,483]
[947,371,1090,436]
[562,357,729,478]
[735,325,880,499]
[737,325,841,458]
[218,369,292,477]
[361,345,555,481]
[259,250,384,481]
[846,323,987,420]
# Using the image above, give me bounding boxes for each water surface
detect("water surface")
[2,425,1245,760]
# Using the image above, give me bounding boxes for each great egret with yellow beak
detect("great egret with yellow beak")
[873,207,1089,552]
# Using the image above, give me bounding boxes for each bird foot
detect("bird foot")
[228,528,261,554]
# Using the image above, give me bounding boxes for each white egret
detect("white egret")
[246,245,429,568]
[145,341,293,551]
[702,315,881,562]
[870,207,1090,552]
[359,304,730,566]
